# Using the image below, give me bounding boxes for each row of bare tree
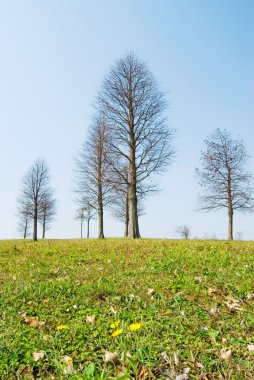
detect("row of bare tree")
[17,53,254,241]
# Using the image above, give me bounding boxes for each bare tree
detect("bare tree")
[196,128,254,240]
[39,189,56,239]
[18,159,55,241]
[17,198,32,239]
[75,198,95,238]
[98,52,175,238]
[175,225,191,239]
[74,115,111,238]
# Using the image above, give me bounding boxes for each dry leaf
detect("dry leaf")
[225,297,243,311]
[86,315,95,324]
[248,344,254,351]
[104,351,119,364]
[110,306,117,314]
[221,337,227,343]
[209,307,219,318]
[175,375,189,380]
[61,356,75,374]
[208,287,217,295]
[24,316,45,328]
[32,350,45,361]
[61,356,73,365]
[173,352,180,365]
[160,351,170,364]
[139,366,155,379]
[115,365,127,377]
[196,362,204,369]
[220,349,232,361]
[195,276,203,282]
[147,288,155,297]
[246,294,254,300]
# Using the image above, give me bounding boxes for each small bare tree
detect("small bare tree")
[175,225,191,239]
[98,52,175,238]
[17,198,32,238]
[39,189,56,239]
[18,159,55,241]
[75,197,95,238]
[196,128,254,240]
[74,115,111,238]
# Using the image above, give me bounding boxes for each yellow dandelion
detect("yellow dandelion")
[110,320,120,329]
[56,325,68,330]
[111,328,123,337]
[129,322,142,331]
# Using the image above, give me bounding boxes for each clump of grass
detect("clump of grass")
[1,239,254,379]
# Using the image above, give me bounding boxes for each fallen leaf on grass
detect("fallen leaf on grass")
[147,288,155,297]
[208,287,217,295]
[115,365,127,377]
[175,374,189,380]
[86,315,95,324]
[24,316,45,328]
[160,351,170,364]
[220,349,232,361]
[173,352,180,365]
[246,294,254,300]
[104,351,119,364]
[225,297,243,311]
[61,356,75,374]
[209,307,219,318]
[61,356,73,365]
[248,345,254,351]
[110,306,117,315]
[32,350,45,361]
[139,366,155,379]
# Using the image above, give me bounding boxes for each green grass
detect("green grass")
[1,239,254,379]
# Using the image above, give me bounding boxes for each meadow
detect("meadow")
[0,239,254,379]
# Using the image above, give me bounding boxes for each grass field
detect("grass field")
[1,239,254,379]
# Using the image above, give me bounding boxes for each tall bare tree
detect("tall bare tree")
[75,116,111,238]
[98,52,175,238]
[39,189,56,239]
[18,159,55,241]
[196,128,254,240]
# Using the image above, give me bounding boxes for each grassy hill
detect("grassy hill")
[1,239,254,379]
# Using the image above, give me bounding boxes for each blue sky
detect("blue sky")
[0,0,253,239]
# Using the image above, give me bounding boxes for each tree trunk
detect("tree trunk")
[98,203,104,238]
[87,219,90,238]
[228,168,233,240]
[98,182,104,238]
[42,214,46,239]
[128,183,140,238]
[228,209,233,240]
[128,146,140,238]
[81,219,83,238]
[124,193,129,237]
[127,82,140,239]
[33,205,38,241]
[24,216,28,239]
